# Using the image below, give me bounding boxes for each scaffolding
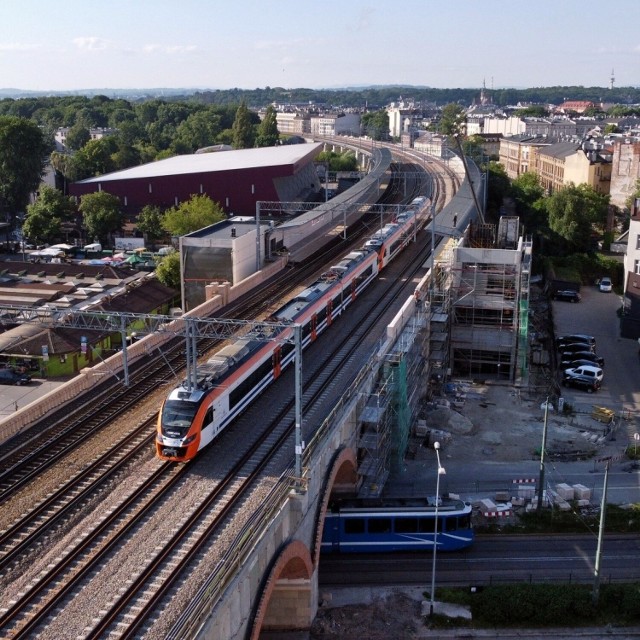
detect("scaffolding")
[448,232,531,382]
[356,309,428,496]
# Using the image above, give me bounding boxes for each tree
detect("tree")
[162,194,226,237]
[155,250,181,290]
[360,110,389,140]
[65,122,91,150]
[0,116,49,224]
[232,102,255,149]
[255,105,279,147]
[546,183,609,252]
[23,185,76,245]
[78,191,123,245]
[438,103,466,136]
[136,204,166,247]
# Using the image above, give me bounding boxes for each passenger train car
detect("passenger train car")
[157,206,421,462]
[321,496,473,553]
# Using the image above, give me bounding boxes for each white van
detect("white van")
[83,242,102,252]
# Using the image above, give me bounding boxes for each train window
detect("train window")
[344,518,365,535]
[368,518,392,534]
[394,517,418,534]
[204,407,213,426]
[419,517,440,533]
[162,400,198,428]
[446,517,457,532]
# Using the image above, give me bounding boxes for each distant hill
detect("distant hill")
[0,87,205,100]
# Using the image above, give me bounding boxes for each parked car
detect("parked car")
[558,342,595,355]
[561,373,601,393]
[553,290,581,303]
[599,277,612,293]
[566,358,606,370]
[0,368,32,385]
[556,334,596,349]
[564,365,604,383]
[559,351,605,368]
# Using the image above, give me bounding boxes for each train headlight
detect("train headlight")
[183,434,197,445]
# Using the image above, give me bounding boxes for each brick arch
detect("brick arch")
[248,539,314,640]
[310,446,358,567]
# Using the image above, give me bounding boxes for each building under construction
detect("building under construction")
[354,216,533,494]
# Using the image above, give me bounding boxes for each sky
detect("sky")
[1,0,639,92]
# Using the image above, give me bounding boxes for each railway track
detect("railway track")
[0,159,452,638]
[0,190,438,638]
[0,165,425,497]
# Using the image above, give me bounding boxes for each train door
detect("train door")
[350,279,357,301]
[310,314,317,341]
[326,299,333,326]
[272,346,282,378]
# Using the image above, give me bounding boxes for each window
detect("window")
[395,518,418,534]
[344,518,365,535]
[368,518,392,534]
[634,260,640,275]
[636,235,640,250]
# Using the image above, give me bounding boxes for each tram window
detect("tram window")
[446,517,457,532]
[204,407,213,425]
[419,517,440,533]
[344,518,365,535]
[368,518,392,534]
[460,514,471,529]
[395,518,418,534]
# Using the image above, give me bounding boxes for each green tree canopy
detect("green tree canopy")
[511,172,547,232]
[155,250,181,291]
[162,194,226,237]
[232,102,255,149]
[255,105,279,147]
[316,150,358,172]
[513,105,549,117]
[65,123,91,150]
[78,191,123,245]
[546,183,609,252]
[136,204,166,246]
[438,103,466,136]
[0,116,49,220]
[23,185,76,245]
[360,110,389,140]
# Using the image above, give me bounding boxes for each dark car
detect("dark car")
[553,290,581,303]
[556,334,596,349]
[558,342,595,355]
[561,373,601,393]
[566,358,606,370]
[0,368,32,385]
[560,351,605,368]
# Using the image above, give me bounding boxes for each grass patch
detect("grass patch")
[428,584,640,629]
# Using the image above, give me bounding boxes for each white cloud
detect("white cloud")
[73,37,113,51]
[142,43,197,55]
[0,43,42,52]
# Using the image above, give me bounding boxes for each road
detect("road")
[319,533,640,587]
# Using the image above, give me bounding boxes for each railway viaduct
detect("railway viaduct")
[171,156,481,640]
[0,145,480,639]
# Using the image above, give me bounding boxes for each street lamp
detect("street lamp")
[430,441,446,617]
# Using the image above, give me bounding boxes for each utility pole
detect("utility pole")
[537,398,549,511]
[592,460,610,605]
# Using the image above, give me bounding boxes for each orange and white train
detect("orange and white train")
[156,205,421,461]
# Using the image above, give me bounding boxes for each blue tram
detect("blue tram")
[321,496,473,553]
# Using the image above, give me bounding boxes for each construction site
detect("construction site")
[354,216,534,496]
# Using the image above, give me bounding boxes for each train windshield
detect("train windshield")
[162,400,198,432]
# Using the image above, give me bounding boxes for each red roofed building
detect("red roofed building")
[69,143,323,219]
